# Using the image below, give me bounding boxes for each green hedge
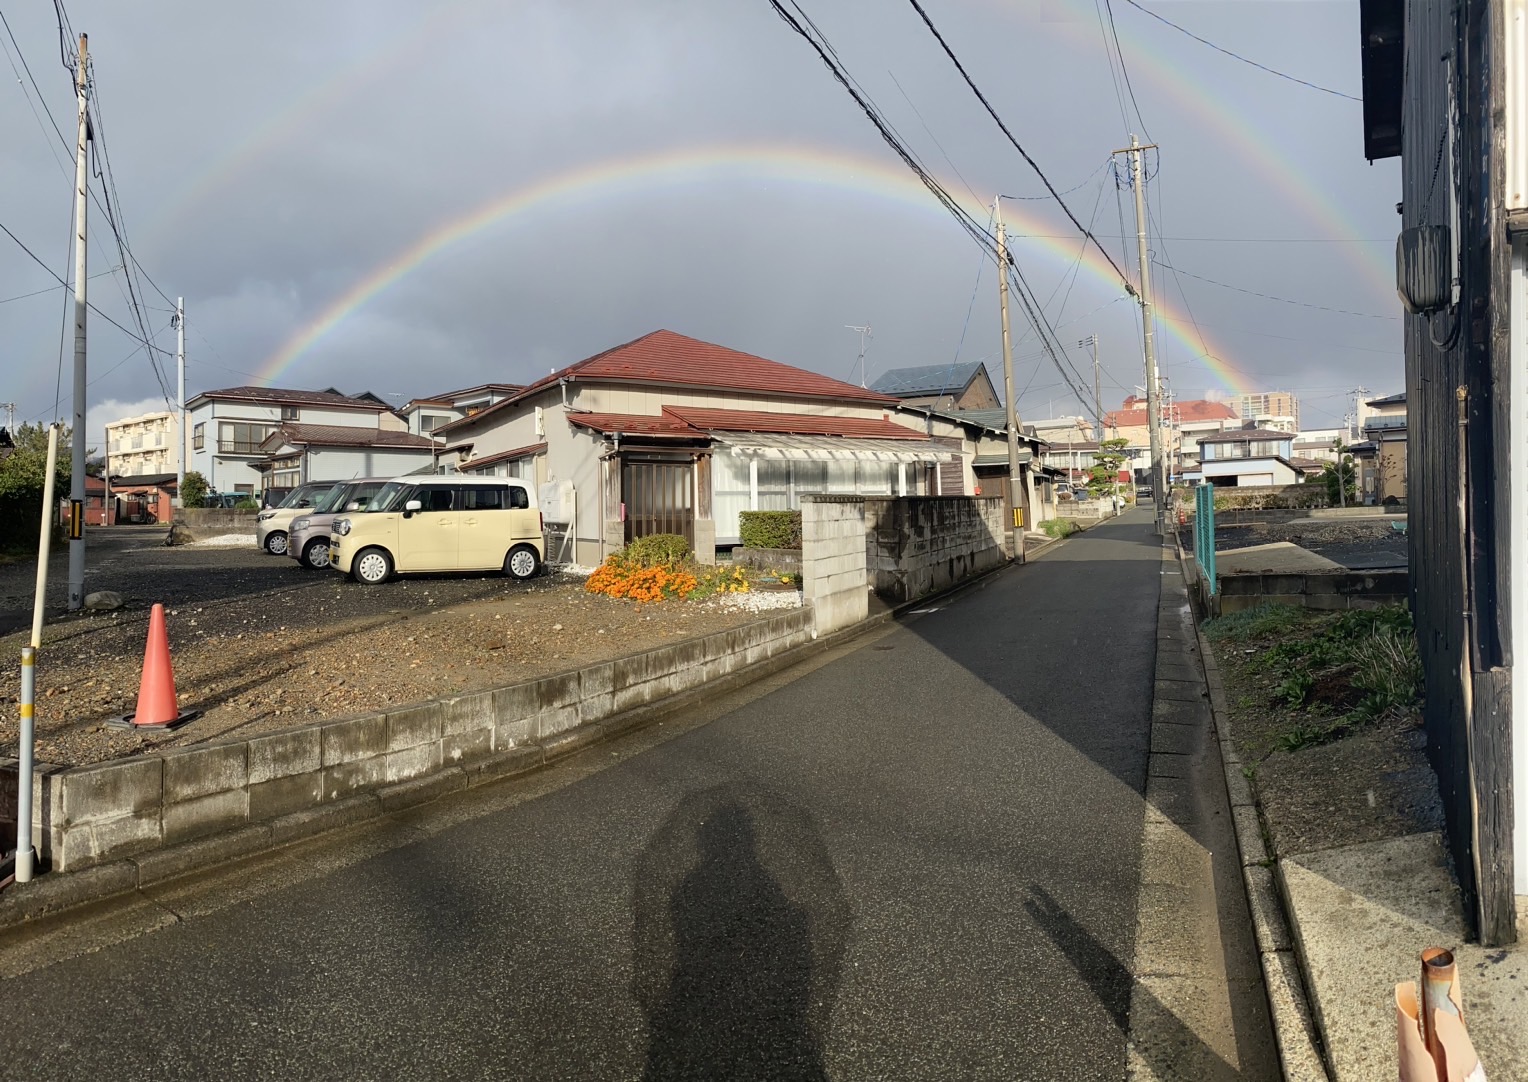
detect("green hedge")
[738,510,802,550]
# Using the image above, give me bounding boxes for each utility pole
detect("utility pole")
[995,197,1025,562]
[1079,335,1101,440]
[67,33,90,611]
[174,298,185,506]
[0,402,15,434]
[1116,134,1165,532]
[844,324,873,388]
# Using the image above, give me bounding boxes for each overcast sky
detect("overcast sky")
[1,1,1400,443]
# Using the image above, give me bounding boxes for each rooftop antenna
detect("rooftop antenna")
[845,324,873,387]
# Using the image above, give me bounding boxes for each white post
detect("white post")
[748,457,759,510]
[17,424,61,882]
[175,297,185,507]
[1509,240,1528,896]
[67,34,89,610]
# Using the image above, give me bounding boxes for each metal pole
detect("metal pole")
[176,297,185,507]
[1121,134,1165,532]
[18,424,61,882]
[67,34,89,610]
[995,197,1024,561]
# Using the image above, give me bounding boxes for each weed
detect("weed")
[1345,626,1423,722]
[1274,720,1337,752]
[1276,671,1315,708]
[1039,519,1078,539]
[1204,604,1305,643]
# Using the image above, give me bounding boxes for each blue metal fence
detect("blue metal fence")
[1193,483,1217,597]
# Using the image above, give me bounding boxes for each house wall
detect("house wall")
[188,401,387,495]
[299,446,438,483]
[106,412,179,478]
[1200,458,1299,487]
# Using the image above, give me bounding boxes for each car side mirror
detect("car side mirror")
[345,500,361,511]
[403,499,422,518]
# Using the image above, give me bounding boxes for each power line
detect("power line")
[1156,260,1401,319]
[1101,0,1152,140]
[1119,0,1361,102]
[902,0,1134,292]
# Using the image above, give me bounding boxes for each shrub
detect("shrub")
[623,533,692,567]
[179,471,209,510]
[233,497,259,510]
[1040,519,1077,539]
[739,511,802,550]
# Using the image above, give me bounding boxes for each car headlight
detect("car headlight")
[291,517,311,532]
[256,511,275,522]
[333,518,351,536]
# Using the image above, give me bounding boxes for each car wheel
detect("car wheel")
[264,531,288,556]
[302,538,331,570]
[504,544,540,580]
[352,547,393,585]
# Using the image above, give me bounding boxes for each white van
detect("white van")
[328,477,544,585]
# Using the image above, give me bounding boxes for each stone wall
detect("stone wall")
[174,508,259,532]
[862,497,1007,605]
[4,608,815,874]
[801,497,868,637]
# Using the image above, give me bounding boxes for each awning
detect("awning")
[973,450,1033,467]
[713,431,954,464]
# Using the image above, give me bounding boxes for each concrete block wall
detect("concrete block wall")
[4,607,814,874]
[1216,569,1409,614]
[862,496,1007,605]
[173,508,259,531]
[802,497,869,637]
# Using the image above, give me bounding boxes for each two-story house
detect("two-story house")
[399,382,524,438]
[1197,426,1299,487]
[870,361,1000,412]
[1360,391,1406,503]
[185,386,406,496]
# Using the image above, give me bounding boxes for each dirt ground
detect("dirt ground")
[0,532,785,766]
[1177,516,1408,569]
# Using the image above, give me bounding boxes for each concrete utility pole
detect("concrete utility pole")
[1117,134,1165,533]
[67,33,90,611]
[175,298,185,506]
[995,197,1025,562]
[1079,335,1101,440]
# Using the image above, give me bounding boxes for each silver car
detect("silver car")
[286,479,390,569]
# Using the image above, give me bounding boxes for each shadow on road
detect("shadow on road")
[632,785,847,1082]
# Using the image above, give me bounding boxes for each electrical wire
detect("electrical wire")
[1119,0,1361,102]
[1153,259,1402,320]
[1101,0,1152,140]
[901,0,1134,292]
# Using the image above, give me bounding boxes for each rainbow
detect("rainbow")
[254,144,1258,392]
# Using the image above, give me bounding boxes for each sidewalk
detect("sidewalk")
[1185,562,1528,1080]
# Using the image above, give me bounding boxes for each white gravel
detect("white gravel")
[549,563,596,577]
[186,533,258,548]
[705,590,803,612]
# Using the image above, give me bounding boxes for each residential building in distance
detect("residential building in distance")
[1291,428,1347,464]
[870,361,1000,412]
[1196,426,1299,487]
[105,410,179,480]
[432,330,1043,565]
[184,386,406,496]
[1360,391,1406,503]
[1234,390,1300,432]
[399,382,524,438]
[254,423,442,490]
[1106,395,1237,480]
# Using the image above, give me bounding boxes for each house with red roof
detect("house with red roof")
[1104,395,1239,481]
[432,330,1035,564]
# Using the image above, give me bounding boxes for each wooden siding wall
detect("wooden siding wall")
[1401,0,1516,943]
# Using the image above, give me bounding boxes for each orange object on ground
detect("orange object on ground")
[131,603,182,727]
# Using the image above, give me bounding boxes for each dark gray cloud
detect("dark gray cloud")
[2,1,1400,439]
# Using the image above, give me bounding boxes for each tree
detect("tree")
[0,423,72,552]
[1088,437,1130,496]
[180,471,210,509]
[1320,438,1358,506]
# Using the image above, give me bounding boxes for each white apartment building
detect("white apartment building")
[105,410,179,479]
[185,386,405,495]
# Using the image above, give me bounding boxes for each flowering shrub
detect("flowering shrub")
[585,545,751,602]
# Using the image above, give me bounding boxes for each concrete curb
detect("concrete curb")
[1179,541,1332,1082]
[0,604,897,932]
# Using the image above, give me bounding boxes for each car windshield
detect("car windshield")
[312,485,355,514]
[342,482,387,512]
[367,481,415,512]
[278,484,324,509]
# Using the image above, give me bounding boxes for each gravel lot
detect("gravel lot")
[0,528,792,766]
[1178,517,1408,569]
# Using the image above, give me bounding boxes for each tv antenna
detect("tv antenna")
[845,324,873,387]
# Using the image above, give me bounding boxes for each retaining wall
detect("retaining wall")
[730,546,803,577]
[174,508,259,532]
[1216,569,1409,614]
[801,497,868,637]
[2,607,814,874]
[862,496,1006,605]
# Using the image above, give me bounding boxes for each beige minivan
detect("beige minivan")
[328,476,544,585]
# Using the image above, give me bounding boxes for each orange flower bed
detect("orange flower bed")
[585,560,700,602]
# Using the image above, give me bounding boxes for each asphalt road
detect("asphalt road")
[0,512,1267,1080]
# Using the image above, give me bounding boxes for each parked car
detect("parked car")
[329,476,543,585]
[202,492,245,509]
[261,487,293,509]
[286,478,390,570]
[254,481,338,556]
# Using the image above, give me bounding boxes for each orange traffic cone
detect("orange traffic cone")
[126,603,196,730]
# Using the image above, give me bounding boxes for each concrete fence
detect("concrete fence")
[1,608,814,875]
[1215,569,1409,614]
[863,496,1006,605]
[174,508,259,532]
[801,497,869,638]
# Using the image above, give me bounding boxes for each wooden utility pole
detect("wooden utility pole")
[995,197,1024,562]
[67,33,90,609]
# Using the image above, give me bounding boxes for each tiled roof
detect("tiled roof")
[110,472,178,487]
[463,442,548,469]
[427,382,524,402]
[1104,399,1237,428]
[871,361,987,397]
[1197,427,1295,444]
[437,330,898,435]
[662,406,923,440]
[1365,391,1406,407]
[261,423,440,450]
[566,413,702,438]
[188,386,387,409]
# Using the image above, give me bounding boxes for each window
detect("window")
[507,485,530,510]
[424,486,456,512]
[280,405,300,421]
[218,422,276,454]
[420,413,450,432]
[463,485,503,511]
[193,423,205,450]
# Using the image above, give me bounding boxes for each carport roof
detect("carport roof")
[712,432,952,463]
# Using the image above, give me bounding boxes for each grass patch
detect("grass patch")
[1207,602,1423,753]
[1039,519,1079,539]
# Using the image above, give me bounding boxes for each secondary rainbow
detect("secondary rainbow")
[255,144,1256,392]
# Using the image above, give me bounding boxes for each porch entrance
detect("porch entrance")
[622,458,693,544]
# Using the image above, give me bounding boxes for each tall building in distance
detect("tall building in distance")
[1234,391,1300,433]
[105,410,179,479]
